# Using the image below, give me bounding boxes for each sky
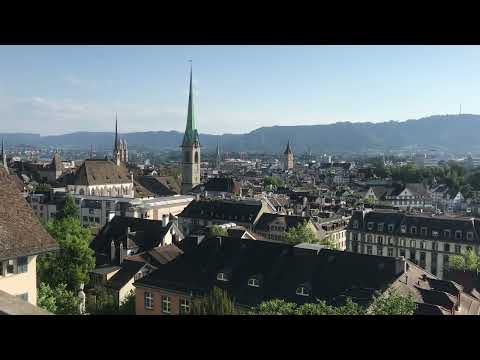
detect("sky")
[1,45,480,136]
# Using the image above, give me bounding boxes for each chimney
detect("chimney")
[162,214,169,227]
[110,240,116,263]
[395,256,407,276]
[119,242,124,264]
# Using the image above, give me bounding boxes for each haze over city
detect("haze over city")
[1,45,480,135]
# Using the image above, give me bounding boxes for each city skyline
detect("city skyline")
[1,45,480,135]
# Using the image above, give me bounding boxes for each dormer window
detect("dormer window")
[296,286,310,297]
[421,227,428,237]
[455,231,462,240]
[217,272,229,282]
[411,226,417,235]
[367,222,374,231]
[467,232,474,241]
[353,220,359,229]
[377,223,384,232]
[400,225,406,234]
[388,224,394,233]
[248,278,260,287]
[444,230,451,239]
[432,230,439,238]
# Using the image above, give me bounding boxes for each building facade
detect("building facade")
[346,209,480,279]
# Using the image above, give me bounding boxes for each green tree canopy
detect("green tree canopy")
[119,290,136,315]
[368,290,417,315]
[56,193,79,220]
[191,287,237,315]
[88,287,118,315]
[447,249,480,273]
[282,222,317,245]
[38,217,95,291]
[210,225,228,237]
[264,176,283,188]
[37,282,80,315]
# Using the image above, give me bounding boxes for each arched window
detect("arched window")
[194,151,199,164]
[248,278,260,288]
[79,188,85,195]
[91,189,95,196]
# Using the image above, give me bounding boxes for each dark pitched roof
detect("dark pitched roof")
[73,159,131,186]
[179,199,263,224]
[0,290,52,315]
[254,213,310,232]
[133,180,155,198]
[202,177,241,194]
[105,260,145,290]
[0,167,58,261]
[147,244,184,265]
[136,175,178,196]
[90,216,172,263]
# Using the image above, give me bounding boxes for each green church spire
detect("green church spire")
[182,62,200,147]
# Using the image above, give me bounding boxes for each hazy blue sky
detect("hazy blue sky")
[0,45,479,135]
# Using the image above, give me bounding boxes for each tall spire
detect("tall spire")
[216,140,221,170]
[182,61,200,147]
[2,138,8,174]
[114,112,119,152]
[284,139,293,155]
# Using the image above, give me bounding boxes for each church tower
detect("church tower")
[283,139,294,170]
[181,63,201,194]
[113,114,122,166]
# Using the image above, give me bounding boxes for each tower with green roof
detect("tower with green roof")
[181,63,201,194]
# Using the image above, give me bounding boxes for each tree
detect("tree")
[264,176,283,188]
[319,237,337,250]
[38,217,95,292]
[37,282,80,315]
[257,299,297,315]
[368,290,417,315]
[447,249,480,272]
[282,222,317,245]
[34,183,52,193]
[210,225,228,237]
[191,287,237,315]
[119,290,136,315]
[88,287,118,315]
[56,193,79,220]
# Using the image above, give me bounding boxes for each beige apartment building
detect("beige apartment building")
[0,167,58,306]
[346,209,479,279]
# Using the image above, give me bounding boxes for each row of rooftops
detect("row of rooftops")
[133,235,480,314]
[349,209,480,243]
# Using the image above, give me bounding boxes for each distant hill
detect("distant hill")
[2,114,480,154]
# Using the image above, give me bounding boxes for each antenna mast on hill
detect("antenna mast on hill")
[460,104,462,115]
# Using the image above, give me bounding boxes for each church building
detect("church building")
[181,65,201,194]
[113,115,128,166]
[283,140,294,170]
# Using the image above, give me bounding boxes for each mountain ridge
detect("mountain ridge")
[2,114,479,154]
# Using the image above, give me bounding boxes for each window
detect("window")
[432,242,438,251]
[217,272,229,282]
[432,230,439,238]
[388,224,394,233]
[180,298,190,314]
[399,249,406,258]
[248,278,260,287]
[94,217,100,224]
[455,245,461,254]
[352,233,358,241]
[444,255,449,266]
[353,220,359,229]
[366,234,372,243]
[378,236,384,244]
[387,248,394,257]
[411,226,417,235]
[162,296,171,314]
[443,230,451,239]
[410,240,416,248]
[16,257,27,274]
[400,225,406,234]
[144,292,153,309]
[467,232,474,241]
[421,227,428,237]
[455,231,462,240]
[367,222,374,231]
[16,293,28,302]
[387,236,393,245]
[83,216,88,222]
[444,243,450,253]
[6,259,14,274]
[367,245,372,255]
[296,286,310,297]
[89,216,94,222]
[377,223,384,232]
[377,246,383,256]
[420,241,425,250]
[194,152,199,164]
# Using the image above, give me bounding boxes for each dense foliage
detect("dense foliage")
[37,282,80,315]
[119,290,136,315]
[38,217,95,292]
[210,225,228,237]
[264,176,284,188]
[282,222,318,245]
[256,291,416,315]
[56,193,79,220]
[447,249,480,273]
[191,287,237,315]
[88,287,118,315]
